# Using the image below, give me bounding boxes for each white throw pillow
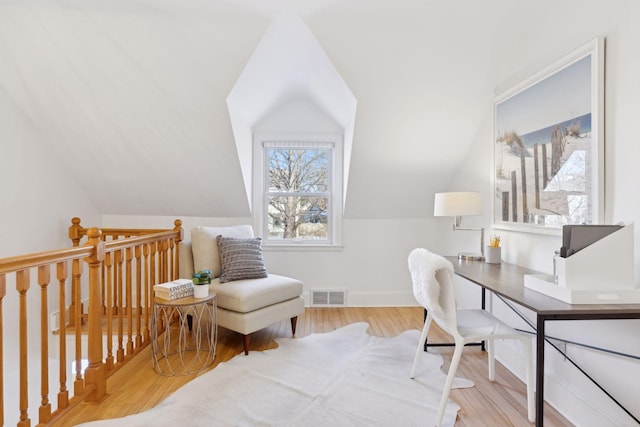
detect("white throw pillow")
[191,225,254,278]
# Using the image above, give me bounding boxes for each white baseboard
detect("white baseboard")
[541,370,624,427]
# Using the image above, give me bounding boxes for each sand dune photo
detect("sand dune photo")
[492,38,603,233]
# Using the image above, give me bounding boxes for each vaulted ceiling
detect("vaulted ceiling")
[0,0,533,218]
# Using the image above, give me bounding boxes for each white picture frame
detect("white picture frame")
[492,37,604,235]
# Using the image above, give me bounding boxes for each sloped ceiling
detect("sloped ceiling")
[0,0,522,218]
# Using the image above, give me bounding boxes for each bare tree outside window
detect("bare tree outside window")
[266,147,330,240]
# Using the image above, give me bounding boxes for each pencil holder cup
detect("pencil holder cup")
[485,246,501,264]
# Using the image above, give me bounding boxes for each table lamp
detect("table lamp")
[434,191,485,261]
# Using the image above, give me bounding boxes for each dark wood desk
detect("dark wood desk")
[447,257,640,427]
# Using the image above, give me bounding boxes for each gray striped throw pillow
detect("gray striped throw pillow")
[216,236,268,283]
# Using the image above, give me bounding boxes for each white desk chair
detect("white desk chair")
[408,248,534,426]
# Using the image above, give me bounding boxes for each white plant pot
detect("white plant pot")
[485,246,502,264]
[193,284,209,298]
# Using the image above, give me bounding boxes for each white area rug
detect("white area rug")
[77,323,473,427]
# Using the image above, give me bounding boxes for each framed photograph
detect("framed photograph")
[492,37,604,234]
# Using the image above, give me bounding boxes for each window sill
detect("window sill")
[262,243,344,252]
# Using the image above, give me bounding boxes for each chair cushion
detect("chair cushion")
[217,236,268,283]
[211,274,303,313]
[191,225,254,278]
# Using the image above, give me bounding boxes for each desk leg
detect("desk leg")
[481,288,486,351]
[536,314,545,427]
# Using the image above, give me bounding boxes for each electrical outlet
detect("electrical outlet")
[50,307,71,332]
[51,311,60,332]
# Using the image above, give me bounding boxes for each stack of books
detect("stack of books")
[154,279,194,300]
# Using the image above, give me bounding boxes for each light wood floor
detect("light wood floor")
[53,307,573,427]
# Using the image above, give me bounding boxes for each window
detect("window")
[254,136,342,246]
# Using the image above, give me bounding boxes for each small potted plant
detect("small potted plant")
[192,269,212,298]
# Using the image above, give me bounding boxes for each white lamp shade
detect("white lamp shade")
[434,192,482,217]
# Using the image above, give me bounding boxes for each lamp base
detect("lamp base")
[458,252,485,262]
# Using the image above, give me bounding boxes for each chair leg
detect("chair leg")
[436,342,464,427]
[243,334,251,355]
[410,313,432,379]
[290,316,298,336]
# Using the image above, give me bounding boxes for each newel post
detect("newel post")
[83,228,107,402]
[68,217,84,247]
[173,219,184,242]
[173,219,183,281]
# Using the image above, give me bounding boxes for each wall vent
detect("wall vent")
[311,289,347,306]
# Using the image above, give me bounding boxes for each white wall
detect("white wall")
[254,99,343,134]
[441,3,640,425]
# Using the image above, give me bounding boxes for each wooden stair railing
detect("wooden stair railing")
[0,219,183,427]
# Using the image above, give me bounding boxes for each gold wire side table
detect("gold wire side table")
[151,293,217,376]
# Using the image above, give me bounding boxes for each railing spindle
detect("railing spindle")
[125,248,134,356]
[68,217,84,327]
[16,269,31,427]
[105,252,114,371]
[101,234,107,316]
[38,265,52,424]
[115,249,125,363]
[135,245,143,348]
[143,244,151,341]
[169,239,175,281]
[164,240,170,282]
[72,259,84,396]
[57,262,69,410]
[0,272,6,427]
[149,242,156,305]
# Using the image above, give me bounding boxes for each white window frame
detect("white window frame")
[253,133,343,249]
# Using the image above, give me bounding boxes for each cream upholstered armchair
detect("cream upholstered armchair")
[179,225,304,355]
